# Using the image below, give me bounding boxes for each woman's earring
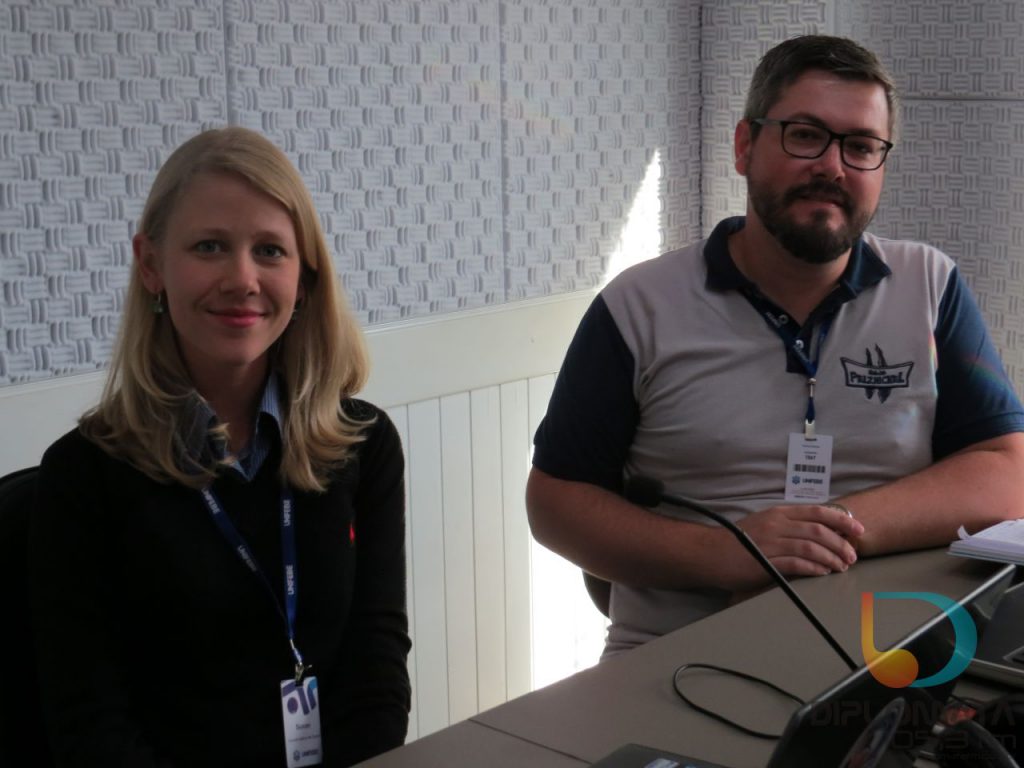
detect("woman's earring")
[152,292,165,315]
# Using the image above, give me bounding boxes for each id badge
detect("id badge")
[281,676,322,767]
[784,432,833,502]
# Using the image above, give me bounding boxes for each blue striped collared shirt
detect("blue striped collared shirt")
[180,375,284,481]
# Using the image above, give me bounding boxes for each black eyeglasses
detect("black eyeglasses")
[751,118,894,171]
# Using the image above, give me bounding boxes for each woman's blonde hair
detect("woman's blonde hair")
[81,126,370,492]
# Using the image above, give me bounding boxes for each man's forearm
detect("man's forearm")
[837,432,1024,557]
[526,467,861,592]
[526,467,730,590]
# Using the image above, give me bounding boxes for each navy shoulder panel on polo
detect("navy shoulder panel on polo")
[532,294,638,493]
[932,266,1024,459]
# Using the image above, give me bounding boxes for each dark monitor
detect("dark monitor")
[765,562,1016,768]
[967,580,1024,687]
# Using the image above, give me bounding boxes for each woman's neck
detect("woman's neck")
[192,362,268,455]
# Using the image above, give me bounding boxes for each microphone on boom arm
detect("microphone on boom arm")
[624,475,857,672]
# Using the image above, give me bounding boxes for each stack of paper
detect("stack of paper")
[949,519,1024,564]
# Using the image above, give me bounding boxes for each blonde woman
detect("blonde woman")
[31,127,410,767]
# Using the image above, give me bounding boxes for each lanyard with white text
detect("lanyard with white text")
[758,310,834,438]
[200,486,308,682]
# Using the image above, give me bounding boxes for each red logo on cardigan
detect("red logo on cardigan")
[349,520,356,545]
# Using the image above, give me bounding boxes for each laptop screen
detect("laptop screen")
[968,581,1024,687]
[765,563,1015,768]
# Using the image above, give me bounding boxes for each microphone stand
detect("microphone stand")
[626,478,858,672]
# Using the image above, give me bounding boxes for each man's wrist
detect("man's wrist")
[824,501,863,553]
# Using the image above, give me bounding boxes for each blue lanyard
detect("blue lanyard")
[753,304,834,437]
[200,486,308,682]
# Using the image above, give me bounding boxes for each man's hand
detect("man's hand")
[717,503,864,592]
[528,468,870,594]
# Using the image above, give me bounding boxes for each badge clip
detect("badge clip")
[290,639,310,684]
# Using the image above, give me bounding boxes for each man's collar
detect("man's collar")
[704,217,754,292]
[704,215,891,297]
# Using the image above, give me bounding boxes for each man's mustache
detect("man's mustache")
[783,180,852,213]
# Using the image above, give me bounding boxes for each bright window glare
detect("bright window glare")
[530,538,609,689]
[601,149,664,288]
[528,150,664,690]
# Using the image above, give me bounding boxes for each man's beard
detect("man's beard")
[748,176,876,264]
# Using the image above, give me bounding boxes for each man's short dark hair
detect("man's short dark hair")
[744,35,900,140]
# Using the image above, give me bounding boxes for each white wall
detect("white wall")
[0,0,695,386]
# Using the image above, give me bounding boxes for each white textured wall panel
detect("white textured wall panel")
[661,1,704,253]
[839,1,1024,100]
[699,1,832,233]
[838,0,1024,387]
[502,0,692,297]
[224,0,505,324]
[1,0,697,386]
[0,0,226,384]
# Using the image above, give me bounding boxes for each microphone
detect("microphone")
[624,476,857,671]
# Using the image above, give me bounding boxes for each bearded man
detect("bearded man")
[526,35,1024,655]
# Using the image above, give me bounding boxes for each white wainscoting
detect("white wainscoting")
[0,291,609,741]
[367,292,609,740]
[391,375,609,741]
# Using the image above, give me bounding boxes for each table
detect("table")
[358,720,587,767]
[363,549,1013,767]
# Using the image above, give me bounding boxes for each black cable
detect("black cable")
[672,663,805,740]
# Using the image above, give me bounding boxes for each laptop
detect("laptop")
[764,562,1015,768]
[590,743,727,768]
[592,563,1015,768]
[967,580,1024,687]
